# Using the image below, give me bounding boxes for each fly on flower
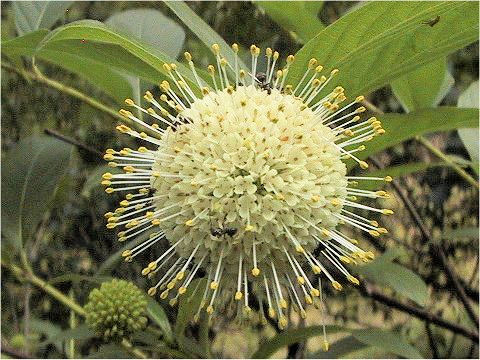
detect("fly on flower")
[102,43,393,350]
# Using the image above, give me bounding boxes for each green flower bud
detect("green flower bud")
[84,279,148,341]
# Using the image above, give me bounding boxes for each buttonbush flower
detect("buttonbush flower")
[85,279,148,341]
[102,44,393,350]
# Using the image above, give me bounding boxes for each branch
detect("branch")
[1,62,125,123]
[362,99,479,328]
[416,135,479,189]
[359,283,479,342]
[44,129,103,157]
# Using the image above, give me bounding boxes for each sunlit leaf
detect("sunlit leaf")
[163,1,248,72]
[255,1,324,43]
[287,1,479,97]
[105,8,186,111]
[457,81,479,174]
[351,328,423,359]
[1,136,72,250]
[12,1,72,35]
[1,30,134,103]
[391,58,450,112]
[351,107,479,168]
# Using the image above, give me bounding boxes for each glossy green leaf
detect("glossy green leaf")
[105,8,186,114]
[106,9,185,60]
[1,30,134,103]
[1,136,72,250]
[457,81,479,174]
[35,20,203,93]
[350,107,479,168]
[12,1,72,35]
[308,336,369,359]
[351,328,423,359]
[146,299,174,345]
[391,58,449,112]
[355,251,428,306]
[163,1,248,72]
[255,1,324,43]
[287,1,479,97]
[251,325,346,358]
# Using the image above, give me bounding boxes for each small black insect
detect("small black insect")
[422,15,440,27]
[255,72,272,95]
[224,227,238,237]
[210,227,224,237]
[210,227,238,237]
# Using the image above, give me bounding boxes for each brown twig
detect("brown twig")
[44,129,103,157]
[359,283,478,342]
[362,98,479,329]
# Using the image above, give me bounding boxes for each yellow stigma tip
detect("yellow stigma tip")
[210,281,218,290]
[382,209,394,215]
[185,219,194,226]
[234,291,243,300]
[332,281,343,291]
[251,268,260,276]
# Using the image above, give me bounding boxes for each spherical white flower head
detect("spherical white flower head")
[102,44,393,337]
[152,85,347,275]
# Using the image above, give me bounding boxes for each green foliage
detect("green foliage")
[1,136,72,250]
[12,1,72,35]
[355,107,479,165]
[255,1,325,43]
[457,81,479,174]
[392,58,453,112]
[350,328,423,359]
[146,298,174,345]
[84,279,148,341]
[286,1,479,97]
[355,249,429,306]
[164,1,248,72]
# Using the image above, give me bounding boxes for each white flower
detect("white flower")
[102,43,393,346]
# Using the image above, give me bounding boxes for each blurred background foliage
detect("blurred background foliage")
[1,1,478,358]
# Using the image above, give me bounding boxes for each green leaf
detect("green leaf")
[39,325,95,346]
[358,161,447,191]
[355,252,428,306]
[37,20,203,89]
[30,318,63,352]
[352,107,479,167]
[105,8,186,114]
[308,336,370,359]
[457,81,479,174]
[1,136,72,250]
[1,30,134,103]
[351,328,423,359]
[251,325,346,358]
[106,9,185,60]
[12,1,72,35]
[174,278,207,356]
[163,1,248,72]
[391,58,449,112]
[287,1,479,97]
[255,1,324,43]
[87,344,130,358]
[146,299,174,345]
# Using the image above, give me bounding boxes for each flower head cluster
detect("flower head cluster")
[85,279,148,341]
[102,43,393,349]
